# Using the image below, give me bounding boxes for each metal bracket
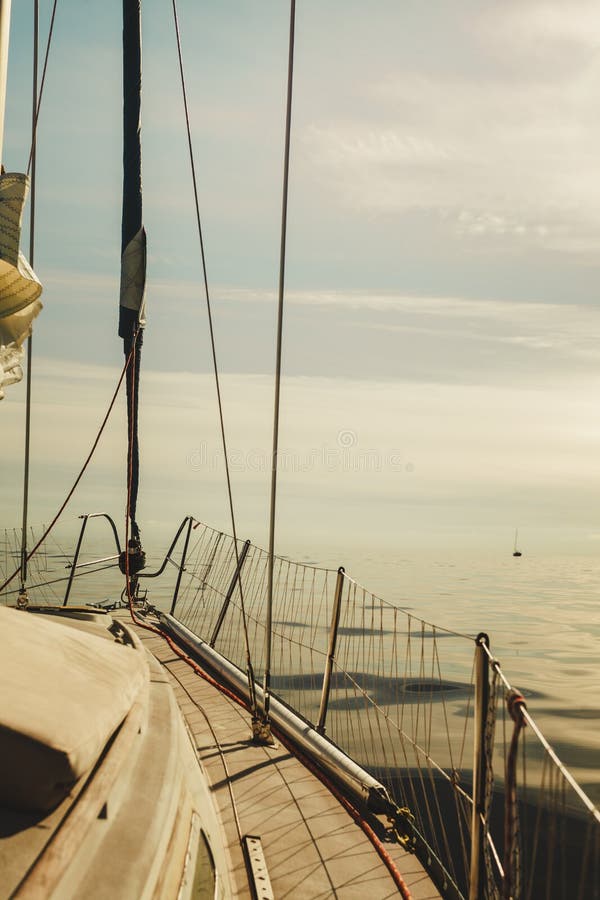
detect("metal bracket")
[242,835,274,900]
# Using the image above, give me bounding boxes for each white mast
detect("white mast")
[0,0,12,162]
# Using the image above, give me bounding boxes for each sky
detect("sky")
[2,0,600,566]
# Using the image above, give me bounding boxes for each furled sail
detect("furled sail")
[119,0,146,339]
[119,0,145,548]
[0,172,42,399]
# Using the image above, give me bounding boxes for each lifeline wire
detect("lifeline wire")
[480,642,600,824]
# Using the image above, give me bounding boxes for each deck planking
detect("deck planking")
[125,614,441,899]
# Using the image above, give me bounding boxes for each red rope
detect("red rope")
[504,688,526,900]
[275,727,413,899]
[124,331,136,586]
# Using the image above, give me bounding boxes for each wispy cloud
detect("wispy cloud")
[299,3,600,255]
[37,267,600,387]
[479,1,600,51]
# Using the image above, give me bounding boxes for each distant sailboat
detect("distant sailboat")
[513,528,522,557]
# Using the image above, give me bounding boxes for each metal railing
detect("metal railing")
[169,521,600,900]
[63,513,121,605]
[3,517,599,899]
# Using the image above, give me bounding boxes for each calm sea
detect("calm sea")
[318,546,600,793]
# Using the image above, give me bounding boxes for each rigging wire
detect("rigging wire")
[0,348,134,594]
[19,0,39,596]
[170,0,259,724]
[264,0,296,722]
[1,564,119,598]
[1,0,97,597]
[26,0,58,177]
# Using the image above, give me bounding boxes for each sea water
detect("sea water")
[316,546,600,796]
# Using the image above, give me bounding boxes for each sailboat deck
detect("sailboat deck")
[123,613,441,899]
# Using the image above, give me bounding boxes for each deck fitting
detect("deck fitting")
[243,835,274,900]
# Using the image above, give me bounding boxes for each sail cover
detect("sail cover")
[0,606,147,811]
[119,0,146,545]
[119,0,145,342]
[0,172,42,399]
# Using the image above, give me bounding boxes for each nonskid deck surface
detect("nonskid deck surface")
[121,611,441,899]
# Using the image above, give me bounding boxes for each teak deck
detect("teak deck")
[125,614,441,899]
